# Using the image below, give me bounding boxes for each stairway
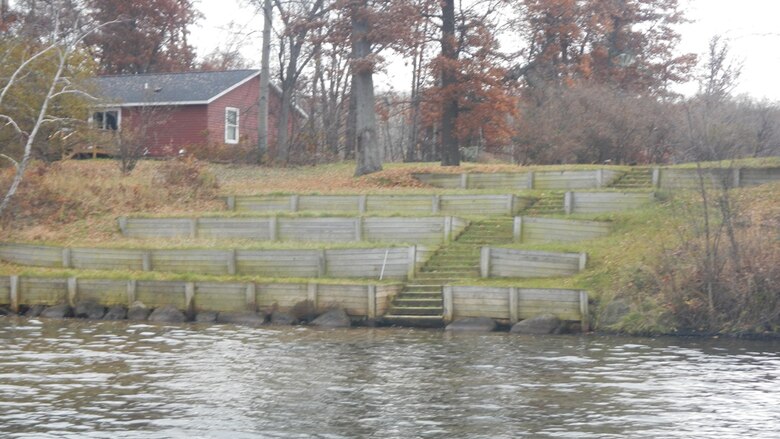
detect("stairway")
[611,168,653,189]
[525,192,566,215]
[382,217,514,327]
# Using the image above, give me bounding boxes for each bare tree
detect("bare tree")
[0,9,111,216]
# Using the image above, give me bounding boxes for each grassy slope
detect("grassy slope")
[1,159,778,328]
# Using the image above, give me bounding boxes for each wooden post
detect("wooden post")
[184,282,195,316]
[431,195,440,214]
[509,287,519,324]
[507,195,516,215]
[480,247,491,278]
[355,217,363,241]
[290,195,299,212]
[652,168,661,188]
[407,246,417,280]
[564,191,573,215]
[460,173,468,189]
[318,250,327,277]
[732,168,741,188]
[307,283,318,310]
[269,216,278,241]
[579,252,588,271]
[189,218,198,239]
[67,277,77,307]
[579,290,590,332]
[367,285,377,319]
[442,286,454,322]
[226,249,237,275]
[513,216,523,242]
[61,248,72,268]
[10,275,19,313]
[245,283,257,311]
[118,216,128,235]
[142,252,152,272]
[358,195,367,214]
[226,196,236,211]
[444,216,453,242]
[526,171,535,189]
[126,280,137,305]
[596,169,604,188]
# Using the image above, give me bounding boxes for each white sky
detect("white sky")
[192,0,780,100]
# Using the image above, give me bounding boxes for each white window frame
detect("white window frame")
[92,108,121,131]
[225,107,239,144]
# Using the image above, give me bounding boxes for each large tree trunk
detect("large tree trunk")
[257,0,272,163]
[439,0,460,166]
[351,3,381,176]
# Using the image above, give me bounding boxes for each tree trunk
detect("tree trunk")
[439,0,460,166]
[257,0,272,163]
[344,75,357,160]
[351,3,381,176]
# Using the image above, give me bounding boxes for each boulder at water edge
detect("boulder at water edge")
[0,306,11,316]
[25,304,46,317]
[148,305,187,323]
[270,311,298,325]
[311,308,351,328]
[103,305,128,320]
[127,301,151,320]
[40,304,73,319]
[216,311,267,327]
[195,311,218,323]
[445,317,498,332]
[510,314,563,335]
[74,301,106,320]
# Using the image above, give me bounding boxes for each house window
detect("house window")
[92,109,120,130]
[225,107,239,144]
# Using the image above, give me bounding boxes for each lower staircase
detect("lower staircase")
[382,217,514,327]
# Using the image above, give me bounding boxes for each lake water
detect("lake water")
[1,318,779,438]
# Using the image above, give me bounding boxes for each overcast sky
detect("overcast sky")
[192,0,780,100]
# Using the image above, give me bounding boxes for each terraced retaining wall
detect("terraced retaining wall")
[227,194,533,216]
[513,217,611,243]
[0,243,434,280]
[413,169,623,190]
[564,191,654,214]
[442,286,588,329]
[118,216,469,244]
[0,275,403,318]
[652,167,780,190]
[480,247,587,278]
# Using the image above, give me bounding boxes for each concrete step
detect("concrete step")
[388,306,443,316]
[393,299,442,307]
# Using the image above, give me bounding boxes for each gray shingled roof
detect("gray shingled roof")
[92,70,261,106]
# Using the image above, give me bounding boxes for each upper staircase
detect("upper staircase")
[610,168,653,189]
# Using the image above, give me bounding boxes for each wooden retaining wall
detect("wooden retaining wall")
[481,247,587,278]
[413,169,623,190]
[118,216,468,244]
[442,286,588,328]
[564,191,654,214]
[652,167,780,190]
[512,216,611,243]
[0,243,434,280]
[0,275,403,318]
[227,194,532,216]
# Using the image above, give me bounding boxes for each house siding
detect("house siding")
[121,105,208,156]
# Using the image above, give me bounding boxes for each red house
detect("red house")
[90,70,304,157]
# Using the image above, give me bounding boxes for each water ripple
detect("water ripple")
[0,318,779,438]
